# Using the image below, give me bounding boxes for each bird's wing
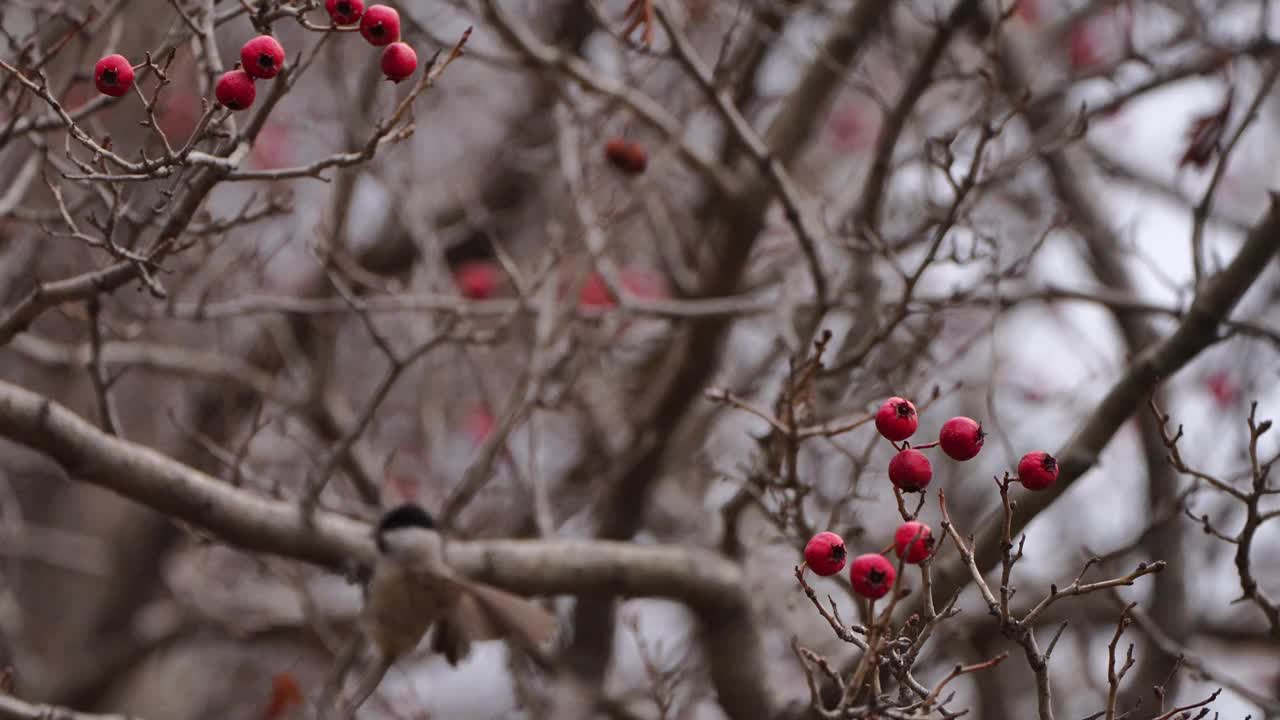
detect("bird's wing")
[452,579,559,650]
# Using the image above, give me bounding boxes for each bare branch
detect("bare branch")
[0,694,140,720]
[907,196,1280,625]
[0,380,779,720]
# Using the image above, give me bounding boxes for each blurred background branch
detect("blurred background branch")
[0,1,1278,719]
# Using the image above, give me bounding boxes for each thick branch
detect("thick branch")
[568,3,892,710]
[0,380,773,720]
[900,197,1280,622]
[0,695,137,720]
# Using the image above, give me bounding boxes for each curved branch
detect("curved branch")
[0,380,776,720]
[898,196,1280,623]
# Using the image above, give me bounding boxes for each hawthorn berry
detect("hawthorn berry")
[454,261,500,300]
[849,554,896,599]
[94,54,135,97]
[1204,369,1240,409]
[939,416,984,461]
[215,69,256,111]
[875,397,918,442]
[1067,22,1101,71]
[360,4,401,46]
[893,521,934,564]
[803,531,847,577]
[381,42,417,83]
[241,35,285,80]
[464,404,495,446]
[604,138,647,175]
[1018,451,1059,491]
[325,0,365,24]
[618,268,669,300]
[579,273,617,309]
[888,448,932,492]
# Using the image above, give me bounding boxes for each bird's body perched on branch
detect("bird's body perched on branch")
[329,503,559,718]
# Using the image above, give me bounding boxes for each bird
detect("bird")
[326,503,558,718]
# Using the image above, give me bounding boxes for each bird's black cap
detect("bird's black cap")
[375,503,436,552]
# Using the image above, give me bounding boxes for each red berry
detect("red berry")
[1018,451,1059,490]
[215,69,256,111]
[360,4,401,46]
[1067,23,1101,70]
[94,54,134,97]
[893,521,934,564]
[604,138,647,175]
[849,554,896,599]
[939,416,984,461]
[240,35,285,80]
[803,531,847,577]
[888,448,932,492]
[465,404,495,446]
[1204,369,1240,409]
[579,273,617,308]
[454,261,500,300]
[380,42,417,83]
[619,268,668,299]
[325,0,364,24]
[1015,0,1040,25]
[875,397,918,442]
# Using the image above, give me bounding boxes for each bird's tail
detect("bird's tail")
[435,579,558,665]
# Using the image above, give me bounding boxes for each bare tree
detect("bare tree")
[0,1,1277,719]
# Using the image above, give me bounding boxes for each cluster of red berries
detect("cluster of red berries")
[326,1,418,84]
[802,521,935,599]
[796,397,1063,598]
[874,396,1059,492]
[218,35,286,111]
[91,2,417,113]
[453,260,667,309]
[92,36,281,111]
[604,138,647,175]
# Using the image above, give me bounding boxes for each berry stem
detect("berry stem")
[878,542,894,555]
[911,440,940,450]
